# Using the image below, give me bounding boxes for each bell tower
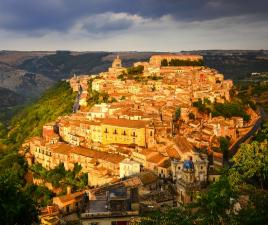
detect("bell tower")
[112,55,122,68]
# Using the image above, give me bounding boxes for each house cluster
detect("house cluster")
[21,54,258,223]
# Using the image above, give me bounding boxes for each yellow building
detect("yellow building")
[100,118,155,147]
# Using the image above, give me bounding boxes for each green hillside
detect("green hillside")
[0,81,76,224]
[6,81,76,149]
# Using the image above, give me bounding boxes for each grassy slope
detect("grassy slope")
[6,81,76,149]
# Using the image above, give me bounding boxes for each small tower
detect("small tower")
[112,55,122,68]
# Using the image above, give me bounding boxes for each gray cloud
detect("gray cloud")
[0,0,267,33]
[79,13,145,33]
[0,0,267,50]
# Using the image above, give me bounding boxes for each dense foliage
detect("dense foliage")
[0,171,38,225]
[6,81,76,149]
[87,79,116,106]
[0,151,38,224]
[212,102,250,121]
[117,65,144,82]
[31,163,88,191]
[127,65,144,75]
[0,81,77,224]
[87,90,116,106]
[174,107,181,121]
[161,59,204,67]
[193,98,250,122]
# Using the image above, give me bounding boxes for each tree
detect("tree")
[230,141,268,189]
[140,206,194,225]
[161,59,168,67]
[174,107,181,121]
[220,136,230,160]
[0,169,38,225]
[127,65,144,75]
[234,190,268,225]
[194,175,236,225]
[189,112,195,120]
[0,121,6,138]
[254,122,268,142]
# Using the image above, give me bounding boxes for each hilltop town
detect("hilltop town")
[21,54,260,224]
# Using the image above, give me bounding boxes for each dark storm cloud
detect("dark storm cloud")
[0,0,267,33]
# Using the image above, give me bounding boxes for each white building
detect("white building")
[119,158,140,178]
[87,103,110,120]
[92,79,106,92]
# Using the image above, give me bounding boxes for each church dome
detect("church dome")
[183,160,194,170]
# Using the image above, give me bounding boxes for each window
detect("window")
[105,128,108,133]
[123,130,126,135]
[132,131,136,137]
[114,129,117,134]
[150,131,153,136]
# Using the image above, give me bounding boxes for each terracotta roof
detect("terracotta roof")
[174,135,194,153]
[158,159,171,168]
[139,149,157,157]
[54,191,84,204]
[50,143,73,155]
[165,146,181,159]
[135,172,158,185]
[71,147,125,164]
[147,152,167,165]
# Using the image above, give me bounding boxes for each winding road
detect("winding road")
[228,107,266,162]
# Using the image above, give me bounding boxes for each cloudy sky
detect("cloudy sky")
[0,0,268,51]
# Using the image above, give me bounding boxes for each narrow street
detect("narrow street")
[73,85,82,113]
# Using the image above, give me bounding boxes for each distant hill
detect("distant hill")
[182,50,268,80]
[0,87,27,123]
[0,51,154,99]
[0,87,25,107]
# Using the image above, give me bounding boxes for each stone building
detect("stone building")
[119,158,140,178]
[149,54,203,67]
[171,153,208,204]
[108,55,127,78]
